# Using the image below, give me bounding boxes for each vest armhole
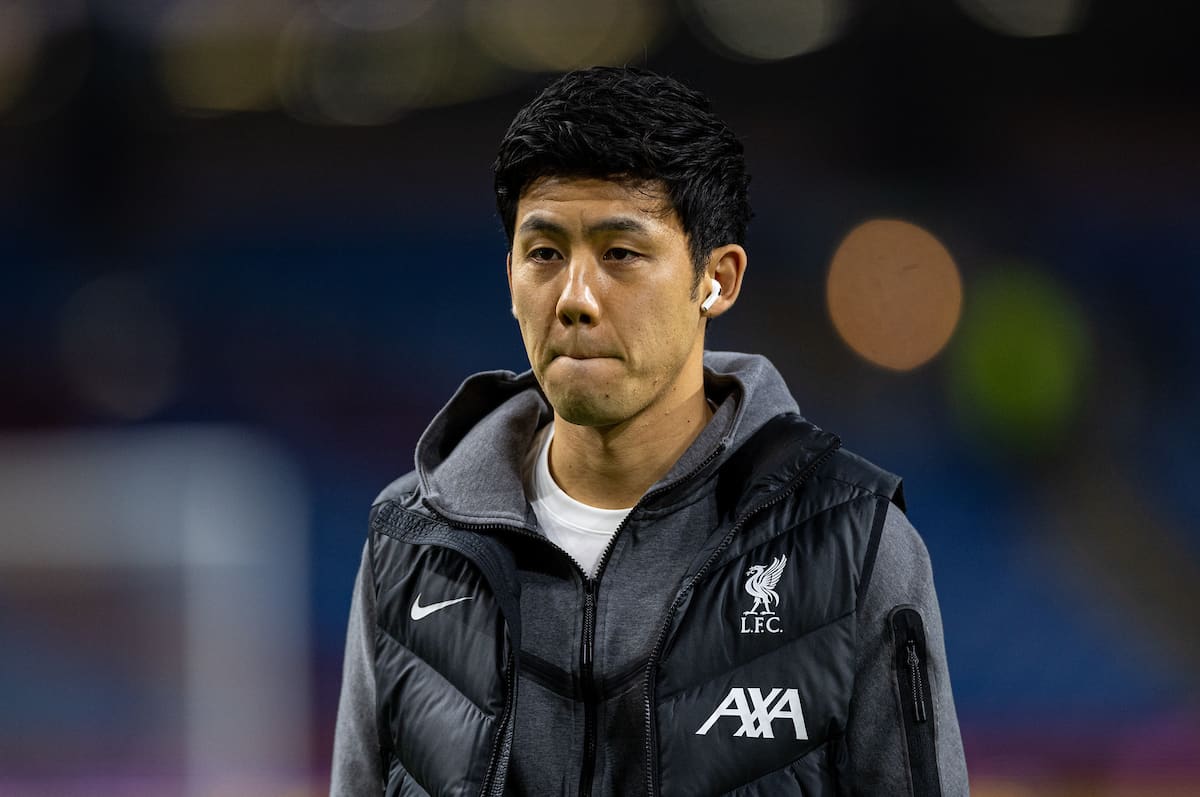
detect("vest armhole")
[856,495,891,606]
[891,479,907,513]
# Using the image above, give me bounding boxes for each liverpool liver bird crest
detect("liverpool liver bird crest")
[743,554,787,616]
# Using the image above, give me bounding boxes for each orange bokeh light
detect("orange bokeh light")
[826,219,963,371]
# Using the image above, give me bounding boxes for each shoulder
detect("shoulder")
[864,501,936,605]
[728,413,904,510]
[366,471,424,550]
[816,445,906,509]
[751,412,905,507]
[373,470,420,508]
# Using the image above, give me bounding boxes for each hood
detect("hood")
[412,351,802,528]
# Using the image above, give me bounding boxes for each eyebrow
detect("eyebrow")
[516,215,653,237]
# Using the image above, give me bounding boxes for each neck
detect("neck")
[548,363,713,510]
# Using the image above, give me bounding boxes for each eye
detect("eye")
[527,247,561,263]
[604,247,640,262]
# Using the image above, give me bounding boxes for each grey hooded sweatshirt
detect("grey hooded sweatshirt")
[331,351,968,795]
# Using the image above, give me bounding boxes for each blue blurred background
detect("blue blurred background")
[1,0,1198,794]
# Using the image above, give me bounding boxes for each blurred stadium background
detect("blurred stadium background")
[2,0,1198,794]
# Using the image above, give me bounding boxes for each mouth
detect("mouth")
[551,351,617,362]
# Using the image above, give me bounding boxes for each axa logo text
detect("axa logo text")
[695,687,809,740]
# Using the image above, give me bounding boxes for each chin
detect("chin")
[545,386,631,428]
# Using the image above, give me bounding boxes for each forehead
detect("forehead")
[515,176,683,234]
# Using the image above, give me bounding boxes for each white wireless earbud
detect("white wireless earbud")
[700,278,722,313]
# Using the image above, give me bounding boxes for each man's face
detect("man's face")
[508,176,708,428]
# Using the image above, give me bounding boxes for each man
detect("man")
[332,67,967,796]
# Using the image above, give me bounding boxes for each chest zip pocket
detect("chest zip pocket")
[890,606,942,796]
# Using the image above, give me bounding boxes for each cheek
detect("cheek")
[623,298,700,367]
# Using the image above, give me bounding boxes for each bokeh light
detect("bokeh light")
[958,0,1090,38]
[948,266,1092,452]
[0,0,41,116]
[465,0,661,73]
[57,273,181,420]
[687,0,850,61]
[826,219,963,371]
[0,0,89,125]
[158,0,288,114]
[276,7,477,125]
[315,0,435,32]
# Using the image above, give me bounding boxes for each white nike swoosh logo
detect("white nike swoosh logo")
[410,593,474,621]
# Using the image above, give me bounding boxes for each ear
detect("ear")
[506,251,515,309]
[701,244,747,319]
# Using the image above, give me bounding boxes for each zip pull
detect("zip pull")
[906,639,928,723]
[582,579,596,668]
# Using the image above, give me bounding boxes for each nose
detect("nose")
[556,256,602,327]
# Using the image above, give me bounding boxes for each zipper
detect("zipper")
[481,647,518,797]
[905,640,928,723]
[891,606,942,796]
[641,437,841,796]
[417,503,600,795]
[577,441,727,797]
[579,579,598,797]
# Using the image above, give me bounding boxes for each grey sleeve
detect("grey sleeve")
[330,540,383,796]
[846,502,969,796]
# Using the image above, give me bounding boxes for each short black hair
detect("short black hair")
[494,66,751,282]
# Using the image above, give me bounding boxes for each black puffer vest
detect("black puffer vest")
[369,414,903,796]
